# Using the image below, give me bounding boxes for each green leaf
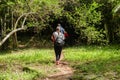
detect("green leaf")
[112,3,120,14]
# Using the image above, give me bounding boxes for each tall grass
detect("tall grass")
[0,45,120,80]
[64,45,120,62]
[0,48,54,80]
[0,49,53,63]
[64,45,120,80]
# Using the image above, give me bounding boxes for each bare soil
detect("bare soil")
[43,62,74,80]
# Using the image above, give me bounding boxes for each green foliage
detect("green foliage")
[83,27,106,44]
[112,4,120,14]
[63,1,103,44]
[1,0,120,47]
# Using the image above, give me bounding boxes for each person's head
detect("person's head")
[56,26,60,32]
[58,23,61,26]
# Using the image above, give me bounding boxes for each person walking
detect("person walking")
[51,26,65,65]
[58,23,65,34]
[57,24,69,60]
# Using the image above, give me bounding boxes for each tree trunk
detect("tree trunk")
[11,11,18,48]
[0,19,2,41]
[104,23,114,44]
[12,33,18,48]
[109,24,114,43]
[0,12,35,48]
[0,28,25,47]
[0,14,10,50]
[104,23,110,43]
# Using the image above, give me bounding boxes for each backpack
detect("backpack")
[55,33,65,46]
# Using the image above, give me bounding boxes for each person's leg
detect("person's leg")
[60,49,64,61]
[54,45,58,61]
[54,46,63,65]
[57,46,62,63]
[54,45,60,65]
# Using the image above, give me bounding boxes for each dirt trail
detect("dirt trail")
[44,62,74,80]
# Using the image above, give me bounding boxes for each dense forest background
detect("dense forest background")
[0,0,120,49]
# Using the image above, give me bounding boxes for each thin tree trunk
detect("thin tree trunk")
[0,28,24,47]
[1,14,9,50]
[104,23,110,43]
[12,33,18,48]
[0,12,35,47]
[109,25,114,43]
[0,19,3,41]
[12,11,18,48]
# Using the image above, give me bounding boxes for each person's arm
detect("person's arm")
[62,33,65,40]
[51,34,55,42]
[60,26,65,33]
[64,31,69,38]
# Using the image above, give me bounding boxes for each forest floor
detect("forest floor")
[43,62,74,80]
[0,45,120,80]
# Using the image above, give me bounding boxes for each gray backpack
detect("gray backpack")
[55,33,65,46]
